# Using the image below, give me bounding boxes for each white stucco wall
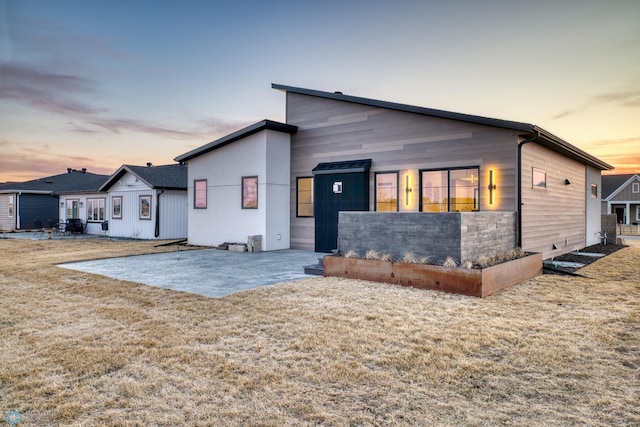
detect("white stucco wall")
[586,166,602,246]
[187,129,291,250]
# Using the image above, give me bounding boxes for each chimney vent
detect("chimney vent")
[147,162,153,167]
[82,168,87,173]
[67,168,72,173]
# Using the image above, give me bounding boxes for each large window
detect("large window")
[8,196,13,217]
[194,179,207,209]
[297,177,314,217]
[242,176,258,209]
[420,167,479,212]
[87,198,105,222]
[375,172,398,211]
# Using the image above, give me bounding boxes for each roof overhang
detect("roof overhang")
[312,159,372,175]
[273,83,614,172]
[100,165,153,192]
[174,119,297,163]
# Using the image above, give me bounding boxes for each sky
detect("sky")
[1,0,639,183]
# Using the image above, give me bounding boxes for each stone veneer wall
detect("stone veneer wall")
[338,212,517,263]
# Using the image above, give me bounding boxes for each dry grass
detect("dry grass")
[1,239,639,426]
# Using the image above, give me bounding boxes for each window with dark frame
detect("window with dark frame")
[87,198,105,222]
[140,195,151,220]
[533,168,547,189]
[590,184,598,198]
[194,179,207,209]
[112,196,122,219]
[375,172,399,212]
[420,167,479,212]
[242,176,258,209]
[296,177,314,217]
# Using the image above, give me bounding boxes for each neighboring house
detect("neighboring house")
[175,84,613,258]
[602,174,640,224]
[99,164,188,240]
[0,168,109,232]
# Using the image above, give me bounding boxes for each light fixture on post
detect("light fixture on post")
[488,170,497,205]
[405,175,412,206]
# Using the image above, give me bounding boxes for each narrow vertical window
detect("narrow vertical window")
[633,182,639,193]
[590,184,598,198]
[533,168,547,189]
[66,200,79,218]
[242,176,258,209]
[140,195,151,220]
[375,172,398,211]
[194,179,207,209]
[8,196,14,217]
[296,177,314,217]
[112,196,122,219]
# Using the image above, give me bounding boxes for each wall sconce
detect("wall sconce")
[60,201,64,207]
[405,175,412,206]
[488,170,497,204]
[564,178,571,185]
[79,201,84,207]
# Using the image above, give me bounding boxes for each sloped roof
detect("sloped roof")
[312,159,372,175]
[272,83,614,171]
[100,164,187,191]
[174,119,297,163]
[0,169,109,195]
[602,174,640,199]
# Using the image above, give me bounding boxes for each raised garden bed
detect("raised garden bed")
[323,252,542,298]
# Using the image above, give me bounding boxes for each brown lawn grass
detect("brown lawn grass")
[1,239,638,426]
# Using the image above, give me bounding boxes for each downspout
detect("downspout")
[155,189,164,238]
[16,192,21,230]
[517,130,540,248]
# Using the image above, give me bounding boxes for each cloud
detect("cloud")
[592,90,640,108]
[0,62,106,115]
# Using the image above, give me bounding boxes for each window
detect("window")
[112,196,122,219]
[194,179,207,209]
[242,176,258,209]
[66,200,79,218]
[375,172,398,212]
[633,182,639,193]
[8,196,13,218]
[420,167,479,212]
[533,168,547,189]
[139,195,151,220]
[591,184,598,198]
[296,177,314,217]
[87,198,105,222]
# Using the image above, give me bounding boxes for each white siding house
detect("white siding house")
[175,120,297,250]
[99,164,188,240]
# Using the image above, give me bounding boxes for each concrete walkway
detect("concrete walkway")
[59,248,324,298]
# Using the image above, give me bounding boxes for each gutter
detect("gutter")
[517,130,540,248]
[16,192,21,230]
[155,189,165,238]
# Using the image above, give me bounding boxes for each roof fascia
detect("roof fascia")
[174,119,297,162]
[0,189,53,195]
[532,126,614,171]
[272,83,534,132]
[605,174,640,201]
[99,165,153,191]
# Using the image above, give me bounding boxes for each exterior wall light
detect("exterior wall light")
[79,201,84,207]
[488,170,497,205]
[405,175,412,206]
[565,178,571,185]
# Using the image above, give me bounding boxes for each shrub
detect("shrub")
[365,250,381,260]
[380,253,394,262]
[442,257,457,268]
[461,260,473,269]
[402,252,419,264]
[344,250,359,259]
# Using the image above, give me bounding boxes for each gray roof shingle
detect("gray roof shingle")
[0,169,109,194]
[100,164,187,191]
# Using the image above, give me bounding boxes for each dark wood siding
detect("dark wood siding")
[19,194,59,229]
[287,92,521,251]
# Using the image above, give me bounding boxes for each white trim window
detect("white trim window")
[533,168,547,189]
[633,182,639,193]
[87,198,105,222]
[590,184,598,198]
[8,195,14,217]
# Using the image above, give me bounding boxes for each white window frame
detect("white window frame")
[87,198,105,222]
[633,182,639,193]
[590,184,598,198]
[533,168,547,189]
[8,195,14,218]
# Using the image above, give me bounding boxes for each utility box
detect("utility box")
[101,221,109,231]
[247,235,262,252]
[228,244,247,252]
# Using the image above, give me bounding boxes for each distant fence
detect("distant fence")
[618,224,640,235]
